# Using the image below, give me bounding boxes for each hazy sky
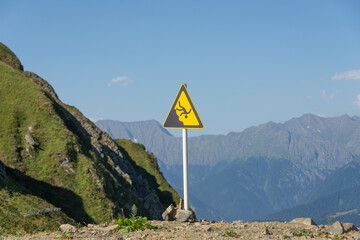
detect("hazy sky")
[1,1,360,136]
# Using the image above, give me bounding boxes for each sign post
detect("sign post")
[163,84,203,211]
[182,128,188,210]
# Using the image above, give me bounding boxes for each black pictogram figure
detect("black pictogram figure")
[176,101,192,118]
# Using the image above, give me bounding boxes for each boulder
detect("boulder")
[342,222,357,233]
[162,204,176,221]
[327,221,344,235]
[290,218,317,226]
[326,221,357,235]
[177,210,192,222]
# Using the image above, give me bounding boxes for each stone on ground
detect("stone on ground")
[177,209,192,222]
[59,224,77,233]
[162,204,176,221]
[327,221,344,235]
[290,218,317,226]
[342,222,357,233]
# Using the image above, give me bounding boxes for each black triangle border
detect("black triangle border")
[163,84,204,129]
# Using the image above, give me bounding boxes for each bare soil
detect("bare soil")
[2,220,360,240]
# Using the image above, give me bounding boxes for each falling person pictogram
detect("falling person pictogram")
[176,101,192,118]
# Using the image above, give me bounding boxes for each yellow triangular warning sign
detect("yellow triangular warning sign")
[163,84,204,129]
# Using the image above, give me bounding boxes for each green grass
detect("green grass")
[115,139,181,208]
[292,229,312,237]
[222,229,239,238]
[0,43,180,234]
[0,165,79,233]
[332,234,346,240]
[0,61,120,233]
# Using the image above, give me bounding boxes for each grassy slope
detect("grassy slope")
[0,43,181,234]
[115,139,181,208]
[0,61,120,233]
[0,173,75,234]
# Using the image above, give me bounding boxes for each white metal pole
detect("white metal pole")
[183,128,189,210]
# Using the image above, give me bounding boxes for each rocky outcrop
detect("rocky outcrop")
[327,221,357,235]
[0,42,24,71]
[290,218,317,226]
[23,71,59,100]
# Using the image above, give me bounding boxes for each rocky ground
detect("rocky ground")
[2,218,360,240]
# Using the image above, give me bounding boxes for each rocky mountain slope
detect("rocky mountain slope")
[96,115,360,223]
[0,43,179,234]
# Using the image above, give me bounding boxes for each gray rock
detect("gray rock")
[290,218,317,226]
[25,134,36,149]
[162,204,176,221]
[177,210,192,222]
[327,221,344,235]
[342,222,357,233]
[59,157,74,173]
[24,71,59,100]
[59,224,77,233]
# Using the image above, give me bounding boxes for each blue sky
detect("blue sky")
[1,1,360,136]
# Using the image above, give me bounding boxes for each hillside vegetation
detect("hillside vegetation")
[0,43,180,234]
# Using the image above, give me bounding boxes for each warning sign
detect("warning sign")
[163,84,204,129]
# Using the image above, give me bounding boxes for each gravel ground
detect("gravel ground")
[2,220,360,240]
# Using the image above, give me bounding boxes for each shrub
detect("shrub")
[115,214,156,232]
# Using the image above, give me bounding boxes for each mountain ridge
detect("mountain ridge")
[96,114,360,221]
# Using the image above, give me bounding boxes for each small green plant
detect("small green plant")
[55,232,73,239]
[283,235,289,239]
[292,228,312,237]
[316,231,326,237]
[332,234,345,239]
[115,214,156,232]
[222,229,239,238]
[131,204,138,216]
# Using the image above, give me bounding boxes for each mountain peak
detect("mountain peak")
[0,42,24,71]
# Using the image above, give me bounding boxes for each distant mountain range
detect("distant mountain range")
[96,114,360,225]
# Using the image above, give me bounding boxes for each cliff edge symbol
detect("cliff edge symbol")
[163,84,203,129]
